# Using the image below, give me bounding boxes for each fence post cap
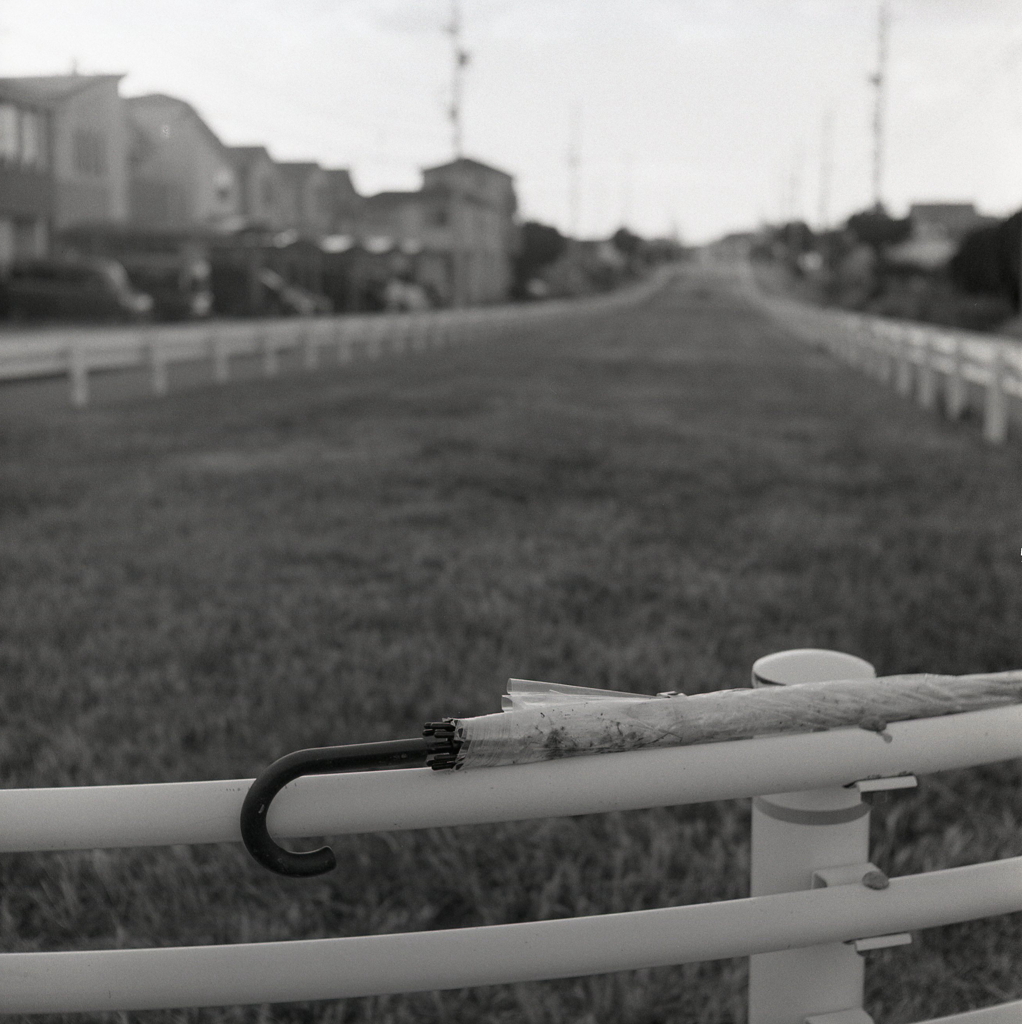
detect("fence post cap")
[752,649,876,688]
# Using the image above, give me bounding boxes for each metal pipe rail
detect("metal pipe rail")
[0,265,677,404]
[749,283,1022,445]
[1,855,1019,1014]
[2,703,1020,854]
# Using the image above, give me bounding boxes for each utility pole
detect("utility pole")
[817,109,833,232]
[444,0,471,306]
[620,151,634,229]
[446,0,470,160]
[869,1,889,211]
[567,103,582,238]
[789,141,805,224]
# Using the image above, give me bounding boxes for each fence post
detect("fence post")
[210,333,230,384]
[302,325,318,371]
[435,312,451,348]
[983,344,1008,445]
[860,320,877,377]
[336,321,354,364]
[148,338,168,396]
[388,316,406,355]
[916,331,936,410]
[945,337,967,421]
[847,316,862,366]
[411,314,429,352]
[748,648,877,1024]
[367,318,384,360]
[68,341,89,408]
[895,330,913,397]
[877,326,894,386]
[841,316,857,368]
[261,330,278,377]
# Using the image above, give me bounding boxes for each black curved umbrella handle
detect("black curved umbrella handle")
[240,738,431,877]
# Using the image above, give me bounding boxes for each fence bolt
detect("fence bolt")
[804,1009,874,1024]
[983,345,1008,444]
[748,648,878,1024]
[848,933,911,953]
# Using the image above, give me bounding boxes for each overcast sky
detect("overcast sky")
[3,0,1021,242]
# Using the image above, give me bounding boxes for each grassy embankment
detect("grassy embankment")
[1,270,1020,1023]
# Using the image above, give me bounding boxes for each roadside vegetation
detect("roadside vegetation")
[1,269,1020,1022]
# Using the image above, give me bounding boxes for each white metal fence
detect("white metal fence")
[750,282,1022,446]
[0,268,674,408]
[2,650,1020,1021]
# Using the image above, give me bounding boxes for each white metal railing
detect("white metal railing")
[746,275,1022,445]
[5,859,1021,1015]
[2,653,1021,1020]
[0,267,675,407]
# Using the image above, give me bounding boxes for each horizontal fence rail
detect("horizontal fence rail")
[746,270,1022,445]
[2,703,1021,854]
[4,857,1022,1014]
[0,267,676,407]
[2,698,1021,1016]
[2,605,1019,1015]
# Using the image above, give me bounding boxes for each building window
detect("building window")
[20,111,44,169]
[0,105,18,163]
[73,128,107,176]
[214,166,235,205]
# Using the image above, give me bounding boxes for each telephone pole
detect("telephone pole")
[447,0,470,159]
[444,1,471,306]
[567,104,582,238]
[817,109,833,231]
[869,1,889,210]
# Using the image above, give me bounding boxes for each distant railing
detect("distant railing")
[0,268,675,408]
[2,651,1021,1021]
[749,278,1022,445]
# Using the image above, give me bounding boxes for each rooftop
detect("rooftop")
[0,73,124,104]
[422,155,513,180]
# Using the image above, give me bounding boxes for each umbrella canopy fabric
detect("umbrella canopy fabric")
[426,672,1022,771]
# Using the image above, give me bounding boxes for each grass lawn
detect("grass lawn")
[1,269,1020,1023]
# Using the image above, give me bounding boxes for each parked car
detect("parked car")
[258,268,332,316]
[0,258,154,323]
[122,254,214,320]
[56,226,213,321]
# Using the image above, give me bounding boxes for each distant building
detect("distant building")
[890,202,999,275]
[127,93,239,230]
[0,81,54,266]
[227,145,285,230]
[422,157,518,306]
[323,167,363,236]
[362,157,518,306]
[703,231,756,263]
[276,162,331,240]
[0,74,129,231]
[908,203,993,242]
